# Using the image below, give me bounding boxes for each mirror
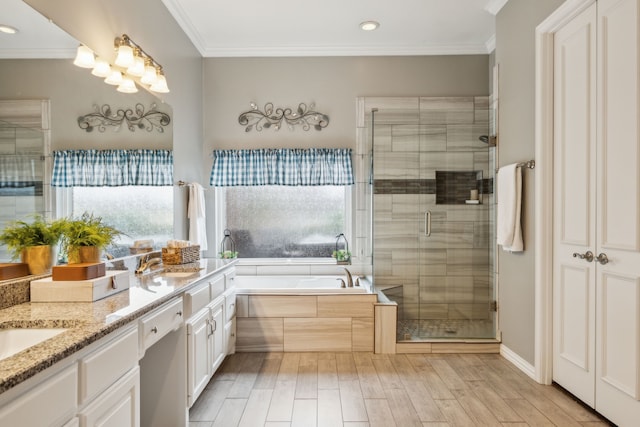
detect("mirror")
[0,1,173,274]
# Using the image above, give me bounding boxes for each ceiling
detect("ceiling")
[0,0,507,59]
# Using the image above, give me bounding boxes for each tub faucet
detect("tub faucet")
[344,268,354,287]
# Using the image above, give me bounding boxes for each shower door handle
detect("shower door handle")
[424,211,432,237]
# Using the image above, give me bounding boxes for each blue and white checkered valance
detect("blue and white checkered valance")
[209,148,354,187]
[51,149,173,187]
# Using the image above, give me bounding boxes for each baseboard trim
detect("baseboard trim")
[500,344,536,380]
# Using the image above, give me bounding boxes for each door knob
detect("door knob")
[595,253,609,265]
[572,251,594,262]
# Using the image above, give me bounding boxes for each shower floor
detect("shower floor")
[397,319,495,341]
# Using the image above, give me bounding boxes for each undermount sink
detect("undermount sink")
[0,328,67,360]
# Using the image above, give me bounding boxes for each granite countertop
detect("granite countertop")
[0,258,236,394]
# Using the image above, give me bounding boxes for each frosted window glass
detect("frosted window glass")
[72,186,173,257]
[225,186,346,258]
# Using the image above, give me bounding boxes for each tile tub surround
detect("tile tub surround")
[235,293,378,352]
[368,96,493,324]
[0,258,236,394]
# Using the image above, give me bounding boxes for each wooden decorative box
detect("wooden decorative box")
[52,263,106,281]
[0,263,30,281]
[30,270,130,302]
[162,245,200,265]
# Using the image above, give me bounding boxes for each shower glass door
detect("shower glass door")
[370,97,495,341]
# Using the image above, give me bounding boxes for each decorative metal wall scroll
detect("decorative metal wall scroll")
[238,102,329,132]
[77,103,171,133]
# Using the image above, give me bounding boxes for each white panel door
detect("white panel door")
[595,0,640,424]
[553,2,597,407]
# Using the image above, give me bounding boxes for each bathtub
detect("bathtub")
[234,275,370,294]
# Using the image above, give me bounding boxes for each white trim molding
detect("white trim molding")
[485,0,510,15]
[501,344,536,380]
[534,0,596,385]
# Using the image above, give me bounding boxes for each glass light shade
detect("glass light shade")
[104,71,123,85]
[141,65,158,85]
[117,77,138,93]
[73,45,95,68]
[115,45,135,68]
[91,58,111,77]
[127,56,145,77]
[149,74,169,93]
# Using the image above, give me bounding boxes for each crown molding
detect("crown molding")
[0,48,76,59]
[485,34,496,53]
[201,43,492,58]
[484,0,510,15]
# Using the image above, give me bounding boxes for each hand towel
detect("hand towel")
[188,183,208,251]
[496,163,524,252]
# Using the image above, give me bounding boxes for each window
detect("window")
[222,186,348,258]
[58,186,173,258]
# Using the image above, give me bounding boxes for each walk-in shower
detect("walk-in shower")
[364,96,497,341]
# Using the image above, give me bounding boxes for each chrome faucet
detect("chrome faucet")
[344,267,353,288]
[135,252,162,275]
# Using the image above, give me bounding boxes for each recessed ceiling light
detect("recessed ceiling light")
[0,25,18,34]
[360,21,380,31]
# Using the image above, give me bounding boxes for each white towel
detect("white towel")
[496,163,524,252]
[188,183,208,251]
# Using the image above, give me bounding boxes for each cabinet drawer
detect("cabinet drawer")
[225,270,236,290]
[225,291,236,323]
[184,281,210,318]
[210,274,225,299]
[79,326,138,404]
[139,297,184,354]
[0,364,77,427]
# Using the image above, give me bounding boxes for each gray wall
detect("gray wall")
[202,55,490,257]
[25,0,203,240]
[0,59,172,150]
[495,0,564,364]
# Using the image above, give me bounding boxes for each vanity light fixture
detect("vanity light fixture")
[91,58,111,78]
[104,70,124,86]
[73,45,96,68]
[117,77,138,94]
[72,34,169,94]
[360,20,380,31]
[0,24,18,34]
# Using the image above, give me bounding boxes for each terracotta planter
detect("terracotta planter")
[68,246,101,264]
[21,245,56,275]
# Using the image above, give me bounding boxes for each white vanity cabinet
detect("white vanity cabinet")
[0,324,140,427]
[223,270,236,355]
[185,268,235,408]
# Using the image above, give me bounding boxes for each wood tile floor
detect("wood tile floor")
[189,352,613,427]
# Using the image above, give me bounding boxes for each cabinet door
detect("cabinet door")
[186,309,212,407]
[78,366,139,427]
[209,298,225,373]
[595,0,640,425]
[224,318,236,355]
[552,2,598,407]
[0,364,78,427]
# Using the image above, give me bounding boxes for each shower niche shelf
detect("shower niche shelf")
[435,170,484,205]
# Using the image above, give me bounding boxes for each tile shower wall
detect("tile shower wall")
[369,96,492,322]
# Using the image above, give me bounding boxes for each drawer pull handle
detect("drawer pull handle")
[151,326,158,334]
[176,311,183,317]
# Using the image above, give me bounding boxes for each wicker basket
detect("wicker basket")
[161,245,200,265]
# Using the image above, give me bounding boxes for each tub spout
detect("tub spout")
[344,268,353,287]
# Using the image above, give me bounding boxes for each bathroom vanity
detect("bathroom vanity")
[0,258,236,427]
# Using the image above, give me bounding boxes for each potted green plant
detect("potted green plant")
[0,214,67,274]
[61,212,122,264]
[332,249,351,264]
